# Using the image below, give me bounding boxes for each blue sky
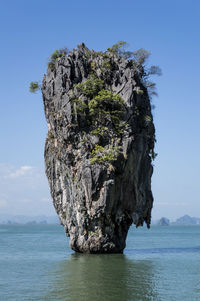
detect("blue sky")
[0,0,199,220]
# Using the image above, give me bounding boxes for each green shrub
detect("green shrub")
[107,41,129,57]
[48,47,68,71]
[91,126,109,137]
[70,86,126,137]
[75,75,104,99]
[89,89,124,127]
[51,50,61,61]
[92,51,103,58]
[48,61,56,71]
[90,144,121,164]
[50,49,67,61]
[29,81,40,93]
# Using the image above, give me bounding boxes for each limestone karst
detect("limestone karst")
[42,43,156,253]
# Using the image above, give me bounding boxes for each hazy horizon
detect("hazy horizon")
[0,212,198,222]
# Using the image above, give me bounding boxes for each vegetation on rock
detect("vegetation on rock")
[48,47,69,70]
[30,41,161,97]
[70,74,126,163]
[88,90,124,127]
[42,42,158,253]
[30,42,160,165]
[90,144,121,164]
[107,41,162,97]
[29,81,40,93]
[75,75,104,98]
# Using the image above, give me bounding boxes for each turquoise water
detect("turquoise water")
[0,225,200,300]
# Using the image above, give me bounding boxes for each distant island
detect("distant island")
[1,214,200,226]
[0,215,59,225]
[157,217,170,226]
[173,215,200,225]
[155,215,200,226]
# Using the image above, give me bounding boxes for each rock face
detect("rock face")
[42,44,155,253]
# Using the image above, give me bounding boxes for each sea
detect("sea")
[0,224,200,301]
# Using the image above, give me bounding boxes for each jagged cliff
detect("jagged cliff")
[42,43,155,253]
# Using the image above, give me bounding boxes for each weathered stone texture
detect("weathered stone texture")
[42,44,155,253]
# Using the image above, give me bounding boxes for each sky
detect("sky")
[0,0,199,220]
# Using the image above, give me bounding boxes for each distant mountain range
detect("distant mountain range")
[0,214,199,226]
[173,215,200,225]
[156,215,200,226]
[0,214,59,225]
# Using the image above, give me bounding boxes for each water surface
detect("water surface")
[0,225,200,300]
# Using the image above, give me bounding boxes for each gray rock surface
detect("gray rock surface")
[42,44,155,253]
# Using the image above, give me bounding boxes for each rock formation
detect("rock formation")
[157,217,170,226]
[42,43,155,253]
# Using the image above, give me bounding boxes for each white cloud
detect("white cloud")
[0,163,55,216]
[41,197,51,203]
[6,166,33,178]
[19,199,33,203]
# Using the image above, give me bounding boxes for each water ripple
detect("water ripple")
[125,246,200,254]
